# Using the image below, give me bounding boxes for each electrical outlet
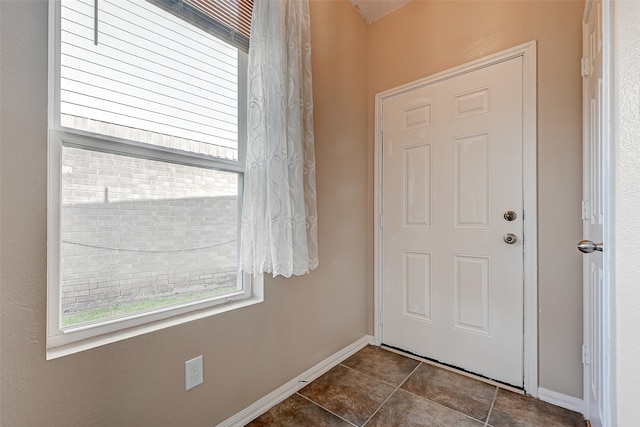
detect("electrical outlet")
[185,355,203,391]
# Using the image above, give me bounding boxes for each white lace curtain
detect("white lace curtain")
[240,0,318,278]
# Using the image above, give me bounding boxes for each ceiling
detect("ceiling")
[348,0,412,23]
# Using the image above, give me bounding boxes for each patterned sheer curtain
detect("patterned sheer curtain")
[240,0,318,278]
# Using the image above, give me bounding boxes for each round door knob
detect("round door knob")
[504,211,517,221]
[503,233,518,244]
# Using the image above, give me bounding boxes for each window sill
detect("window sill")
[46,281,263,360]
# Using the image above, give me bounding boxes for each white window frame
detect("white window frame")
[46,0,262,360]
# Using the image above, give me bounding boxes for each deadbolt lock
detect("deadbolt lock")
[503,210,517,221]
[503,233,518,244]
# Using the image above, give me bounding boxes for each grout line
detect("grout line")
[298,350,494,427]
[398,387,489,426]
[363,363,423,425]
[338,362,413,389]
[361,389,396,426]
[361,362,423,426]
[392,362,494,425]
[381,346,525,395]
[484,386,500,426]
[295,392,358,427]
[398,361,423,388]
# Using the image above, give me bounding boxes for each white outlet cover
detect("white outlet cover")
[185,355,203,391]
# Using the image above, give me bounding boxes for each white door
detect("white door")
[581,0,607,425]
[381,57,525,387]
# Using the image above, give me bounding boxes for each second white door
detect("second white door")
[582,0,607,424]
[381,56,524,387]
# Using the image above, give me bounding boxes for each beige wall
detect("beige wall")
[0,0,587,423]
[0,1,368,425]
[613,0,640,423]
[366,1,584,397]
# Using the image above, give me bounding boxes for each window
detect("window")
[47,0,260,359]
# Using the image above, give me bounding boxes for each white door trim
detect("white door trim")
[374,41,538,396]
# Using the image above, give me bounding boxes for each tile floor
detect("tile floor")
[247,345,585,427]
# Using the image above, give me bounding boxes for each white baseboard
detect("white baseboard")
[217,335,375,427]
[537,387,584,414]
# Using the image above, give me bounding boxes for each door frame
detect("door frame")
[609,1,640,424]
[373,41,538,396]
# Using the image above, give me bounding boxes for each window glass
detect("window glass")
[60,0,239,160]
[60,145,241,328]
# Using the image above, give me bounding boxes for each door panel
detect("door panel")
[403,143,432,228]
[403,251,432,320]
[382,57,524,387]
[453,255,489,334]
[583,0,605,424]
[453,133,489,228]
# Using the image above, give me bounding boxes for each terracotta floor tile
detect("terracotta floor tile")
[299,364,395,426]
[488,389,585,427]
[341,345,420,386]
[401,363,496,422]
[245,393,351,427]
[366,388,484,427]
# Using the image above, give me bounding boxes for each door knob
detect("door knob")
[503,211,517,221]
[577,240,603,253]
[503,233,518,244]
